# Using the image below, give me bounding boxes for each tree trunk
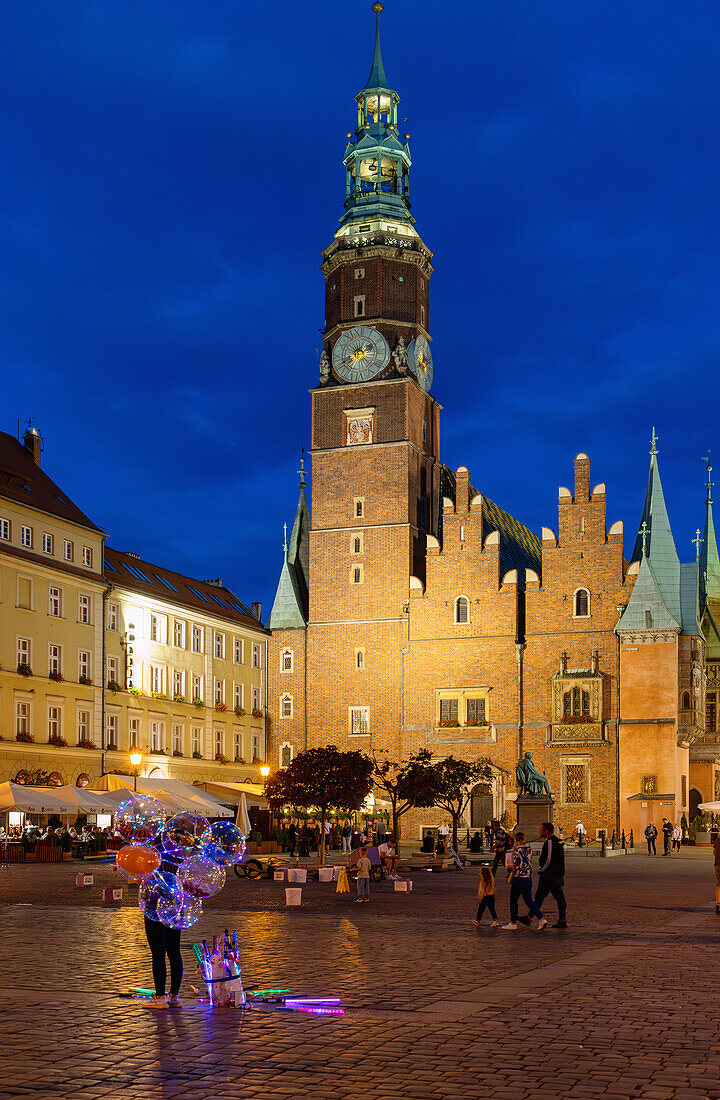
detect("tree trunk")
[320,809,326,866]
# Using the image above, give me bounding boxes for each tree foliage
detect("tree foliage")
[264,745,373,864]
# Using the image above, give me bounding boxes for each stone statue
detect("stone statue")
[515,752,552,799]
[319,348,330,384]
[392,336,408,373]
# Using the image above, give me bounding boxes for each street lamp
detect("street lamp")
[129,748,142,791]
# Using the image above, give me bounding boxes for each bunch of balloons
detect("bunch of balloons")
[113,795,246,930]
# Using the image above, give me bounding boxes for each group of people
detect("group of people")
[644,818,683,855]
[474,821,568,931]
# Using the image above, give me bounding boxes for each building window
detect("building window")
[563,687,590,719]
[215,679,225,705]
[251,686,261,712]
[233,683,243,709]
[192,625,203,653]
[439,698,459,725]
[129,716,140,748]
[252,644,261,669]
[454,596,470,624]
[214,729,224,758]
[681,774,687,807]
[15,700,30,736]
[107,655,119,685]
[48,586,62,617]
[82,546,92,568]
[106,713,118,747]
[173,619,185,648]
[150,665,166,695]
[21,525,32,548]
[352,565,363,585]
[192,673,202,702]
[280,742,293,768]
[107,603,118,630]
[354,267,365,279]
[574,588,590,617]
[42,532,53,555]
[356,648,365,670]
[63,539,73,561]
[0,518,9,540]
[641,774,657,796]
[354,497,365,518]
[233,638,243,663]
[17,637,31,669]
[150,720,164,753]
[563,764,588,804]
[353,294,366,317]
[466,697,486,725]
[281,648,293,673]
[280,694,293,718]
[78,650,90,681]
[172,724,183,755]
[191,727,202,756]
[78,594,91,624]
[173,669,185,698]
[49,644,62,677]
[48,705,61,740]
[17,577,32,609]
[78,709,90,743]
[215,633,225,659]
[150,614,167,644]
[349,706,369,736]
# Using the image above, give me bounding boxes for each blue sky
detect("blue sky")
[2,0,719,613]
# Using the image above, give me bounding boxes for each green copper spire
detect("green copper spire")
[699,455,720,610]
[364,3,389,90]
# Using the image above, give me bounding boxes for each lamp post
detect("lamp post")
[129,749,143,792]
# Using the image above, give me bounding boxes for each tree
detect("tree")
[372,750,438,841]
[427,755,494,853]
[264,746,373,865]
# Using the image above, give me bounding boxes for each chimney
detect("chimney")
[23,422,43,466]
[251,602,262,621]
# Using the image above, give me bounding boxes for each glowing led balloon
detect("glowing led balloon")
[161,813,210,861]
[114,795,165,845]
[201,821,246,867]
[115,844,161,880]
[157,893,202,930]
[178,853,226,898]
[138,870,183,924]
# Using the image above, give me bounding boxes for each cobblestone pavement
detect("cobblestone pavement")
[1,850,719,1099]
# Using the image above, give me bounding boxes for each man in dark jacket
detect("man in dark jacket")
[533,822,567,929]
[645,822,658,855]
[661,818,673,856]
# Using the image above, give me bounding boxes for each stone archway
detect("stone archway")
[689,787,703,820]
[471,782,493,830]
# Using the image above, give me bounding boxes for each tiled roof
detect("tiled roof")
[104,547,266,632]
[0,430,101,532]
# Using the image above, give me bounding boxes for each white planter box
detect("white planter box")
[394,879,413,892]
[285,888,302,906]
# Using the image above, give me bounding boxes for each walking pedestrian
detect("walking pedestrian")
[672,823,682,852]
[532,822,567,929]
[355,846,371,903]
[502,832,547,931]
[661,818,673,856]
[645,822,658,854]
[473,866,499,928]
[491,820,514,877]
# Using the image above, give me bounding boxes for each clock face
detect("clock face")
[332,326,390,383]
[407,336,434,391]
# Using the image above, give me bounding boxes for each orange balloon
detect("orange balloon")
[116,845,161,880]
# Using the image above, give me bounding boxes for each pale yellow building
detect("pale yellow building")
[0,425,268,792]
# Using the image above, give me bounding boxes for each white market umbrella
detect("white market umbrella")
[0,781,74,814]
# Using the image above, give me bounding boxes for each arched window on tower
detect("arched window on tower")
[454,596,470,625]
[574,588,590,617]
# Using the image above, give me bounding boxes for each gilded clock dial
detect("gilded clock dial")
[332,325,390,383]
[407,335,434,391]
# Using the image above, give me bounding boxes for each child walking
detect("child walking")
[355,845,371,902]
[474,866,499,928]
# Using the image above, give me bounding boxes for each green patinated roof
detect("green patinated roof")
[269,485,310,631]
[363,11,389,90]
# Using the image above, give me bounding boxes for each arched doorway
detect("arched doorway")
[471,782,493,830]
[689,787,703,820]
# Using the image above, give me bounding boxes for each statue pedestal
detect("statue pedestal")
[514,797,555,834]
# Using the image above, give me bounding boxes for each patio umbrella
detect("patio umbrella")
[0,782,74,814]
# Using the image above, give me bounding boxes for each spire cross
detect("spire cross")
[702,453,713,504]
[640,521,649,557]
[693,529,703,561]
[649,426,659,457]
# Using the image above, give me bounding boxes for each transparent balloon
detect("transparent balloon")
[138,870,184,924]
[161,813,210,861]
[114,795,165,845]
[157,892,202,930]
[115,844,160,880]
[201,821,246,867]
[178,853,226,898]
